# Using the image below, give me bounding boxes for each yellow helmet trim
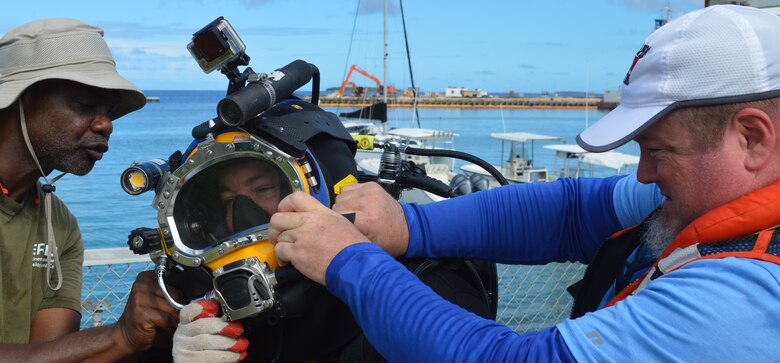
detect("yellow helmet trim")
[185,131,252,161]
[205,240,279,270]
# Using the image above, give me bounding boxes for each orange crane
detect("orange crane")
[344,82,365,96]
[338,64,397,97]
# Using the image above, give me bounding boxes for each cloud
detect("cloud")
[608,0,700,13]
[527,40,567,48]
[99,19,331,42]
[358,0,401,15]
[241,0,274,7]
[234,24,334,37]
[106,39,189,58]
[98,21,193,38]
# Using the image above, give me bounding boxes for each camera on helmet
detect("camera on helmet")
[187,16,247,74]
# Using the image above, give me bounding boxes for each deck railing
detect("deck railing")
[80,248,586,331]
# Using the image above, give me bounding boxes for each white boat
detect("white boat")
[335,0,460,201]
[340,102,387,136]
[353,127,458,178]
[339,102,389,166]
[543,144,590,178]
[544,144,639,178]
[342,119,384,136]
[460,132,562,185]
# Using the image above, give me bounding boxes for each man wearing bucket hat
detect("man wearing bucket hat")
[0,18,179,361]
[268,4,780,362]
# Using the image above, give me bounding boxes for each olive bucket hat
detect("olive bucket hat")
[0,18,146,119]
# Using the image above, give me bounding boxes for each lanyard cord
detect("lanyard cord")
[18,98,66,291]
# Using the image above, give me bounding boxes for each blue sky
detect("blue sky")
[1,0,701,94]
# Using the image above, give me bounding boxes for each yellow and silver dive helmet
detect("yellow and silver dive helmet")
[124,98,359,329]
[158,129,302,271]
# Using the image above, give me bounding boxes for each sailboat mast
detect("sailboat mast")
[383,0,388,105]
[399,0,421,128]
[383,0,388,132]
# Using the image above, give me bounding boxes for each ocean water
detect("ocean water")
[53,90,638,250]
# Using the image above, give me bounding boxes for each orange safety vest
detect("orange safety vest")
[606,179,780,307]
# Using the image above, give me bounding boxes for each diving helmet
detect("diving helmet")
[124,99,362,360]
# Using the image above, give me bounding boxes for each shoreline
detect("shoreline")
[311,95,613,110]
[320,103,599,109]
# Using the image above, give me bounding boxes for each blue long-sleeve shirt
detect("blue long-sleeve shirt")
[325,176,780,361]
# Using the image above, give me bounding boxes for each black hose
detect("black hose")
[403,147,509,186]
[274,265,304,288]
[310,64,320,105]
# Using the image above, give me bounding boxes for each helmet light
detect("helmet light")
[120,159,169,195]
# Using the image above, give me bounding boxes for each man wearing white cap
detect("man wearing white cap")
[266,4,780,362]
[0,19,179,360]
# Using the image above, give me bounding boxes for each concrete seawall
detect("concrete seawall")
[311,95,602,109]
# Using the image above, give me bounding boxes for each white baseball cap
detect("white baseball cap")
[0,18,146,119]
[577,5,780,152]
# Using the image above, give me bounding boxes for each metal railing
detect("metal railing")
[497,263,586,331]
[81,248,153,328]
[81,249,586,331]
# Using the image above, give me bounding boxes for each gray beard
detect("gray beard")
[640,211,680,260]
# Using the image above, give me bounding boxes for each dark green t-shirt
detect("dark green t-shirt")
[0,185,83,343]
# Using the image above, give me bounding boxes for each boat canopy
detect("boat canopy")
[543,144,588,156]
[341,119,383,135]
[582,152,639,174]
[489,132,561,143]
[387,128,457,140]
[544,143,639,176]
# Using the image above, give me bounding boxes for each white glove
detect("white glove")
[172,299,248,363]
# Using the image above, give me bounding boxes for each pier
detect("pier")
[312,95,603,109]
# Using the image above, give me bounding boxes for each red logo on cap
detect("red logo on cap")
[623,44,650,86]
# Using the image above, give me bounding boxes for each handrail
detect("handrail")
[83,247,148,266]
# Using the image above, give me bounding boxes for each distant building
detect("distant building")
[445,87,466,97]
[602,90,619,103]
[596,89,620,110]
[445,86,488,98]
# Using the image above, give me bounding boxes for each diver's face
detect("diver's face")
[219,160,282,232]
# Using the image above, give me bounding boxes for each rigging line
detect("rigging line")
[500,100,506,133]
[338,0,363,114]
[399,0,421,128]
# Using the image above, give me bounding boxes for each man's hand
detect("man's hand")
[112,271,180,354]
[269,192,369,285]
[332,182,409,257]
[172,300,248,363]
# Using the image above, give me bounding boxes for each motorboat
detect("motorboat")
[353,127,458,178]
[460,132,562,185]
[544,144,639,178]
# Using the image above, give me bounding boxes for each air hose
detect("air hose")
[402,146,509,186]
